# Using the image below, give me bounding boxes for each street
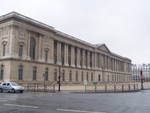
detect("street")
[0,90,150,113]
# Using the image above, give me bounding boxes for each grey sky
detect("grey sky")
[0,0,150,64]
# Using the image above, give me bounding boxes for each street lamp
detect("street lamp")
[58,66,61,92]
[43,72,46,91]
[140,70,144,90]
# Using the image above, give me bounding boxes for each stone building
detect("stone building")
[132,64,150,82]
[0,12,132,84]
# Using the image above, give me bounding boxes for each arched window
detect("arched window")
[33,67,37,80]
[54,69,57,81]
[30,37,36,59]
[45,68,48,81]
[69,70,72,81]
[108,75,109,82]
[18,65,23,80]
[62,70,65,81]
[0,65,4,80]
[98,74,101,81]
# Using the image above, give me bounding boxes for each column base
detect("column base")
[71,64,75,67]
[82,65,86,68]
[64,63,69,66]
[77,65,81,68]
[56,62,62,65]
[87,66,91,69]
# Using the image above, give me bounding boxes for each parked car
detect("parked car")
[0,82,24,93]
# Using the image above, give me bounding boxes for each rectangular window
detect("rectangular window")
[81,72,84,81]
[0,65,4,80]
[69,71,72,81]
[45,51,48,62]
[3,44,6,56]
[18,65,23,80]
[91,73,93,81]
[33,67,36,80]
[76,72,78,82]
[19,45,23,58]
[87,72,89,81]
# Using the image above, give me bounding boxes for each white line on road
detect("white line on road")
[57,109,106,113]
[0,100,8,102]
[0,98,16,100]
[4,104,39,109]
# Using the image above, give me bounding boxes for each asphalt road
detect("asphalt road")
[0,90,150,113]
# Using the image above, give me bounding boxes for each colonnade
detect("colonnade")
[54,40,131,73]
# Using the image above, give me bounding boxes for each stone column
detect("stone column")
[71,46,75,67]
[108,57,111,70]
[92,52,95,69]
[94,53,98,69]
[105,56,107,70]
[49,39,54,64]
[107,57,110,70]
[64,44,69,66]
[56,41,62,65]
[98,54,102,69]
[87,51,90,69]
[116,60,118,71]
[115,60,117,71]
[27,31,31,60]
[82,49,86,68]
[38,34,42,61]
[77,48,81,68]
[112,59,114,71]
[9,26,13,57]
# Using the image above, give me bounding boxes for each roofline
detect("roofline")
[0,11,55,31]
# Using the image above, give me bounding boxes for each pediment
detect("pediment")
[95,44,111,53]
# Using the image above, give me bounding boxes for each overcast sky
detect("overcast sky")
[0,0,150,64]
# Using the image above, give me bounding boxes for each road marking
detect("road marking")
[57,109,106,113]
[0,98,16,100]
[0,100,8,101]
[4,104,39,109]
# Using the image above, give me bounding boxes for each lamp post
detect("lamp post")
[58,66,61,92]
[140,70,144,90]
[43,73,46,91]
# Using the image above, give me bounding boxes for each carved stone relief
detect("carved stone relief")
[19,28,26,39]
[3,26,9,37]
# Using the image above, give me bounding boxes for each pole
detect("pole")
[140,70,144,90]
[58,66,61,92]
[43,73,46,92]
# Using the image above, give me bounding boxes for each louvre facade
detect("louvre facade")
[0,12,132,84]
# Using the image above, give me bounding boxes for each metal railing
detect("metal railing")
[19,83,56,92]
[85,83,139,93]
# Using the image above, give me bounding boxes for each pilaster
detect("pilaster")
[77,48,81,68]
[82,49,86,68]
[64,44,69,66]
[87,51,90,69]
[71,46,75,67]
[56,41,62,65]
